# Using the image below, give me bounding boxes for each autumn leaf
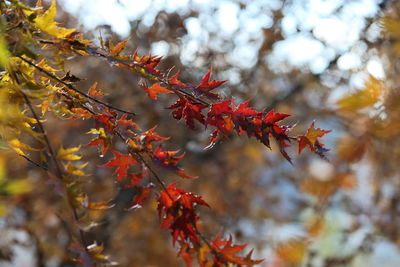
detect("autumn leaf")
[109,39,129,57]
[195,68,227,99]
[124,172,145,188]
[100,150,136,180]
[86,128,110,156]
[143,83,172,100]
[298,121,331,156]
[64,162,88,176]
[169,71,187,87]
[57,146,82,161]
[8,139,42,156]
[76,195,115,210]
[152,146,185,170]
[168,97,207,129]
[94,113,116,133]
[211,235,264,266]
[116,114,140,130]
[127,184,153,210]
[27,0,76,38]
[88,82,107,97]
[157,184,209,244]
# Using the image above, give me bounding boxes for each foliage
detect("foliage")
[0,1,332,266]
[4,0,400,266]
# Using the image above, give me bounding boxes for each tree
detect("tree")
[1,0,398,266]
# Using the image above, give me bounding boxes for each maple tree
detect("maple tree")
[2,0,398,266]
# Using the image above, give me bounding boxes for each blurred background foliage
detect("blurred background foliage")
[1,0,400,266]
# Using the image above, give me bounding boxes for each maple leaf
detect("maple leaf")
[211,235,264,266]
[116,114,140,130]
[124,172,145,188]
[336,75,382,113]
[152,146,185,170]
[64,162,88,177]
[57,146,81,161]
[8,139,42,156]
[143,83,172,100]
[27,0,76,38]
[94,113,116,133]
[298,121,331,157]
[86,128,110,156]
[71,108,92,120]
[263,109,291,124]
[137,126,170,150]
[109,39,129,57]
[231,101,262,133]
[127,184,153,210]
[169,71,187,87]
[133,53,164,77]
[100,150,136,180]
[168,97,207,129]
[157,184,209,245]
[88,82,107,98]
[194,68,227,99]
[206,99,234,135]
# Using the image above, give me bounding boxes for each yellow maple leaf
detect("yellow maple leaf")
[57,146,82,161]
[8,139,42,156]
[28,0,75,38]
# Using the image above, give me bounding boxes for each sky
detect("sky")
[57,0,384,79]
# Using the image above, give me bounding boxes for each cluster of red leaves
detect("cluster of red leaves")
[56,35,330,266]
[157,184,209,245]
[64,36,330,160]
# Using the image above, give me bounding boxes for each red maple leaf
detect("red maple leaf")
[168,97,207,129]
[157,184,209,245]
[139,126,170,150]
[152,146,184,170]
[94,113,116,133]
[169,71,187,87]
[127,183,153,210]
[206,99,234,135]
[100,150,136,180]
[124,172,145,188]
[194,68,226,99]
[231,101,262,133]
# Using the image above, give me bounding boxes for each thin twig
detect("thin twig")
[17,55,136,116]
[19,154,48,171]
